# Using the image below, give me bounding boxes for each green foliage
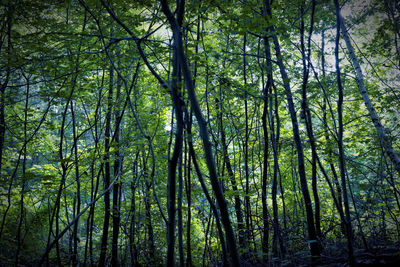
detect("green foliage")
[0,0,399,265]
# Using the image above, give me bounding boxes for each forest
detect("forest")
[0,0,400,266]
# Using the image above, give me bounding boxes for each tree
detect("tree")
[0,0,399,266]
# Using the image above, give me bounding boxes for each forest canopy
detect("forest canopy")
[1,0,400,266]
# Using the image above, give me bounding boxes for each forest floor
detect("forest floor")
[3,244,400,266]
[285,246,399,266]
[239,245,400,266]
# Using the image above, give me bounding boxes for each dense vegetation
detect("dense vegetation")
[1,0,400,266]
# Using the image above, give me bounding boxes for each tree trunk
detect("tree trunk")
[340,7,400,176]
[111,55,122,267]
[99,63,114,267]
[334,1,356,265]
[264,0,320,261]
[71,101,81,266]
[15,73,29,266]
[186,109,228,264]
[300,0,322,241]
[243,34,252,257]
[216,97,245,250]
[161,1,240,265]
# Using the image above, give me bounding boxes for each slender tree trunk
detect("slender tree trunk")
[216,96,245,250]
[0,4,12,241]
[129,153,139,266]
[161,1,240,265]
[243,34,251,257]
[184,10,201,266]
[300,0,322,241]
[142,153,156,265]
[54,116,68,266]
[178,151,184,267]
[334,1,356,265]
[44,69,78,265]
[216,32,245,251]
[111,57,122,267]
[71,101,81,266]
[259,29,270,259]
[184,128,193,267]
[264,0,320,261]
[319,30,345,234]
[15,74,29,266]
[166,1,186,264]
[339,7,400,176]
[203,213,212,267]
[99,63,114,267]
[85,78,103,267]
[261,85,270,260]
[186,111,227,264]
[263,31,283,257]
[166,45,185,267]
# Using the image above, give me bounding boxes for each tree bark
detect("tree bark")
[160,1,240,265]
[99,63,114,267]
[334,1,356,265]
[300,0,322,241]
[70,101,81,266]
[15,73,29,266]
[111,62,122,267]
[339,7,400,176]
[216,95,245,250]
[264,0,320,261]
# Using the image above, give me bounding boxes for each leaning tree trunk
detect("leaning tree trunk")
[216,96,245,249]
[339,8,400,176]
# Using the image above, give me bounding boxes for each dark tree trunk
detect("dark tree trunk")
[334,1,356,265]
[71,101,81,266]
[0,4,12,241]
[243,34,251,257]
[184,131,193,267]
[99,63,114,267]
[186,110,227,264]
[178,151,184,267]
[111,57,122,267]
[300,0,322,241]
[15,73,29,266]
[161,1,240,265]
[142,153,156,265]
[260,58,270,260]
[264,0,320,261]
[216,96,245,250]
